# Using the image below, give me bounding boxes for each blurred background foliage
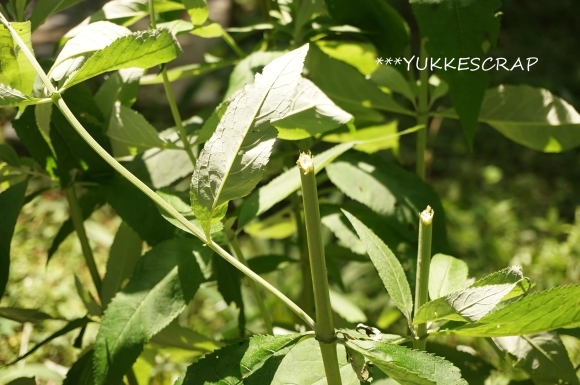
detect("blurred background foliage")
[1,0,579,383]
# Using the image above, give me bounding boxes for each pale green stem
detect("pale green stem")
[292,192,314,319]
[148,0,196,166]
[221,29,245,58]
[0,14,315,331]
[64,186,102,295]
[413,206,434,351]
[228,236,274,335]
[297,153,342,385]
[416,39,429,181]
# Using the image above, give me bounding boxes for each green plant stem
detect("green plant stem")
[0,14,315,331]
[64,186,102,295]
[413,206,434,351]
[416,39,429,181]
[221,29,245,58]
[126,368,139,385]
[148,0,197,166]
[292,191,315,319]
[228,236,274,335]
[297,152,342,385]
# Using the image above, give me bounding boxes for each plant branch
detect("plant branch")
[413,206,434,351]
[415,38,429,181]
[64,186,102,295]
[148,0,197,166]
[2,14,315,331]
[297,152,342,385]
[227,234,274,335]
[221,29,245,58]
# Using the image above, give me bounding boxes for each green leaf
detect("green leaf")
[6,377,36,385]
[7,317,91,366]
[428,254,468,300]
[0,365,63,384]
[329,290,367,323]
[411,0,501,147]
[369,65,415,102]
[190,22,223,38]
[244,209,296,239]
[62,348,94,385]
[426,343,493,385]
[87,0,184,25]
[0,83,35,107]
[305,45,411,124]
[140,59,235,84]
[0,21,35,95]
[440,285,580,337]
[190,44,309,232]
[107,103,168,151]
[345,339,468,385]
[324,0,408,59]
[0,180,27,298]
[74,275,102,316]
[316,40,378,76]
[29,0,83,31]
[95,68,143,121]
[320,204,366,255]
[182,0,208,25]
[61,28,182,89]
[322,121,406,154]
[267,337,366,384]
[94,238,206,385]
[224,51,283,101]
[150,322,220,352]
[214,255,245,337]
[415,266,529,324]
[343,210,413,323]
[101,173,176,245]
[273,77,353,140]
[478,85,580,152]
[493,332,580,385]
[47,188,105,261]
[142,145,195,189]
[178,334,305,384]
[101,222,143,310]
[237,142,354,229]
[49,21,131,82]
[0,307,60,323]
[246,255,296,275]
[326,151,449,253]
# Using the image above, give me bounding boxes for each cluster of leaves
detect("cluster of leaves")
[1,0,580,384]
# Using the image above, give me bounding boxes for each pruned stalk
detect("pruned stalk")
[297,152,342,385]
[413,206,434,350]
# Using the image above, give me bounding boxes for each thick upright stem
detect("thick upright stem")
[65,186,102,295]
[416,39,429,181]
[292,192,315,319]
[297,153,342,385]
[148,0,197,166]
[228,236,274,335]
[413,206,434,351]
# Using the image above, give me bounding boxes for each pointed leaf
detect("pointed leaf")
[150,322,220,352]
[62,348,94,385]
[272,77,353,140]
[94,238,207,385]
[190,44,309,231]
[493,332,579,385]
[369,65,415,102]
[62,28,182,89]
[101,222,143,310]
[178,334,305,384]
[224,51,284,100]
[0,83,35,107]
[479,85,580,152]
[237,142,354,229]
[343,210,413,323]
[30,0,83,31]
[0,21,35,96]
[140,60,235,84]
[440,285,580,337]
[326,151,449,253]
[411,0,501,147]
[182,0,208,25]
[329,290,367,323]
[429,254,468,300]
[0,307,60,323]
[345,339,468,385]
[107,103,168,151]
[95,68,144,121]
[0,180,28,298]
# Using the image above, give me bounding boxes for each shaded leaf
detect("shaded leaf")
[182,0,209,25]
[94,238,206,385]
[214,255,245,337]
[101,222,143,310]
[140,60,235,84]
[0,83,35,107]
[421,343,493,385]
[329,290,367,323]
[479,85,580,152]
[429,254,468,300]
[411,0,501,147]
[440,285,580,337]
[62,348,94,385]
[345,339,468,385]
[191,45,309,232]
[493,332,579,385]
[0,180,28,298]
[224,51,283,100]
[74,275,102,316]
[178,334,305,384]
[343,210,413,323]
[30,0,83,31]
[247,255,296,275]
[369,65,415,101]
[323,121,410,154]
[150,322,220,352]
[107,102,168,151]
[95,68,144,122]
[0,307,60,323]
[237,142,354,229]
[62,28,182,89]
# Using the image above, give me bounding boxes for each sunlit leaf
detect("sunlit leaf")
[429,254,468,300]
